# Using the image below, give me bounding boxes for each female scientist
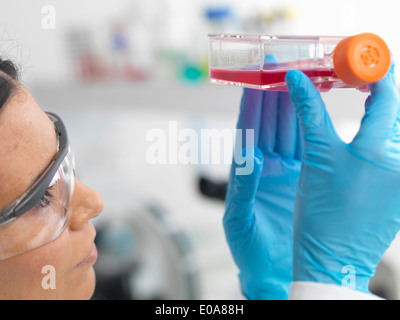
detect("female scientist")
[0,59,103,299]
[0,53,399,300]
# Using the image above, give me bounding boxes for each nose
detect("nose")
[68,178,104,231]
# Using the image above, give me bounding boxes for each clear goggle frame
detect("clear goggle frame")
[0,112,75,260]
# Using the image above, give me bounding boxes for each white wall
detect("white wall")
[0,0,131,84]
[1,0,400,84]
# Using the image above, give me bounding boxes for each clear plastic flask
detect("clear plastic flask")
[208,33,391,92]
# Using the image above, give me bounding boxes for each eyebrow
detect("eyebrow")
[0,113,69,222]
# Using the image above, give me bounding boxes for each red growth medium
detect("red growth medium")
[210,68,347,92]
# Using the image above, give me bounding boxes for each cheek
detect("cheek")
[0,228,73,299]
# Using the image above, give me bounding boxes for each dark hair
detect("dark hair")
[0,58,19,110]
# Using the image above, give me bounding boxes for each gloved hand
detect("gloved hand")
[285,63,400,294]
[223,87,302,300]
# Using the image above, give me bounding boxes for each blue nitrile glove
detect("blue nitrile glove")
[285,64,400,294]
[223,87,302,300]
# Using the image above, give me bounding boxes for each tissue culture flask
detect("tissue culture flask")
[208,34,390,92]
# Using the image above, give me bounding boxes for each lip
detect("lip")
[76,243,98,268]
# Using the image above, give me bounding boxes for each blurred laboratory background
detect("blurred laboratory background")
[2,0,400,299]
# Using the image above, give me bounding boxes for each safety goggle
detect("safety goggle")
[0,112,75,260]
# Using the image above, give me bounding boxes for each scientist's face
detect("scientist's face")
[0,85,103,299]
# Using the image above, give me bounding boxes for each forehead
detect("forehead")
[0,87,57,210]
